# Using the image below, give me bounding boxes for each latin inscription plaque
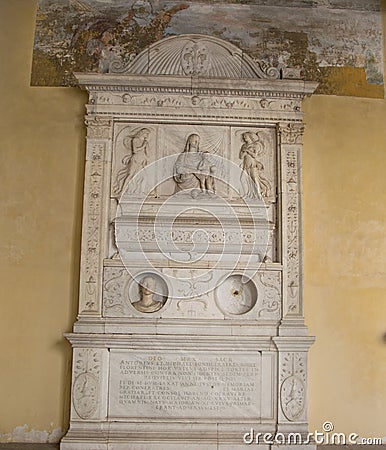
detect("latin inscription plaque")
[109,351,261,419]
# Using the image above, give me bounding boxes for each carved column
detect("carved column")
[78,116,113,316]
[278,123,306,333]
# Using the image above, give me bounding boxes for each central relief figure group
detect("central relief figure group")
[113,128,272,202]
[173,133,217,195]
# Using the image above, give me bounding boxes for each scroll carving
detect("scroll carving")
[117,227,266,247]
[92,92,303,113]
[103,267,127,314]
[287,193,300,314]
[256,271,281,318]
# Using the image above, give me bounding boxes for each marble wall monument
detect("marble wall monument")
[61,34,317,449]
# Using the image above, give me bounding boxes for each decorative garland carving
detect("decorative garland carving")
[93,92,302,113]
[116,227,267,246]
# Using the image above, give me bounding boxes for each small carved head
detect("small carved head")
[241,131,253,143]
[139,275,156,297]
[191,96,200,106]
[242,131,259,144]
[185,133,200,152]
[136,128,150,139]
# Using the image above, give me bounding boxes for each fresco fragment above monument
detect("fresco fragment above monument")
[32,0,384,97]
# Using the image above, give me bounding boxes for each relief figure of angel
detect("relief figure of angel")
[239,131,271,199]
[113,127,150,196]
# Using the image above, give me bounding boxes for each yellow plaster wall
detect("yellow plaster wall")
[0,0,87,438]
[0,0,385,442]
[303,95,386,438]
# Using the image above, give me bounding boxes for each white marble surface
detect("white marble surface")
[61,34,317,449]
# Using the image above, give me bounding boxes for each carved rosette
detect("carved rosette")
[279,352,306,422]
[72,348,101,420]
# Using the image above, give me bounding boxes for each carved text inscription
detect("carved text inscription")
[109,351,261,419]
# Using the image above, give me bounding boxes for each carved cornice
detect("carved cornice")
[76,74,318,101]
[66,332,275,351]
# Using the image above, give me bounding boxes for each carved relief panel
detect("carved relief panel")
[231,127,277,204]
[109,123,278,265]
[102,264,281,321]
[71,347,109,422]
[111,124,157,198]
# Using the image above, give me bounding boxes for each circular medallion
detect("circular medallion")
[216,274,257,315]
[128,272,168,314]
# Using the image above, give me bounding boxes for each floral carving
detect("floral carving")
[181,41,210,76]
